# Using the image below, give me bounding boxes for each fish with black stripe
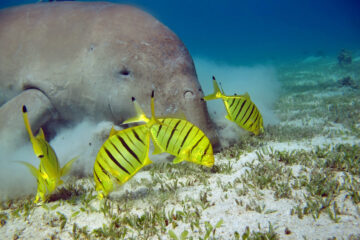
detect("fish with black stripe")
[203,76,264,135]
[124,91,214,167]
[93,124,152,199]
[20,105,77,203]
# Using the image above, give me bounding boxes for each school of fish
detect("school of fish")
[94,91,214,198]
[20,77,264,201]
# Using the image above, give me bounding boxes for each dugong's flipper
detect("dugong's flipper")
[0,89,54,149]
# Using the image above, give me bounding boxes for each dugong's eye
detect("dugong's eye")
[119,68,130,76]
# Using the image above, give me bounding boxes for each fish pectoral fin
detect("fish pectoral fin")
[172,156,185,164]
[18,161,43,180]
[18,161,48,202]
[60,156,78,177]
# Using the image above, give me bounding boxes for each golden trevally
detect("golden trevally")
[93,125,152,199]
[124,91,214,167]
[20,105,77,203]
[203,76,264,135]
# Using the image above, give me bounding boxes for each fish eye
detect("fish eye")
[38,155,44,158]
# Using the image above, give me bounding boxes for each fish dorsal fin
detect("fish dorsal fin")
[36,128,46,140]
[243,92,251,100]
[225,114,232,120]
[109,126,118,137]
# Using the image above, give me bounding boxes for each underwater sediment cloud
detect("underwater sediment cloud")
[194,57,280,146]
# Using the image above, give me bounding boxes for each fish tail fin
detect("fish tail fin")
[60,156,78,177]
[203,76,223,101]
[123,97,150,124]
[22,105,34,139]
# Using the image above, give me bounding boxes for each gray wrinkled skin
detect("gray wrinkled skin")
[0,2,219,149]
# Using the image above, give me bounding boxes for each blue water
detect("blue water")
[1,0,359,65]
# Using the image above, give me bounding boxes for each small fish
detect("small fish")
[124,91,214,167]
[93,125,152,199]
[20,105,77,203]
[203,76,264,135]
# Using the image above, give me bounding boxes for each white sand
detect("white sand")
[1,135,359,239]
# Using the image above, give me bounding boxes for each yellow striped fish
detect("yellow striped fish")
[93,125,152,199]
[20,105,77,203]
[124,91,214,167]
[203,76,264,135]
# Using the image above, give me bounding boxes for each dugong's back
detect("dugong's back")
[0,2,152,95]
[0,2,219,148]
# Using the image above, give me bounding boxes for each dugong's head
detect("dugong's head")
[0,2,218,147]
[75,4,219,146]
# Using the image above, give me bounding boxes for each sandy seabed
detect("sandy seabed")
[1,56,360,239]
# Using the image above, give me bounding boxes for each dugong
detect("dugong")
[0,2,219,148]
